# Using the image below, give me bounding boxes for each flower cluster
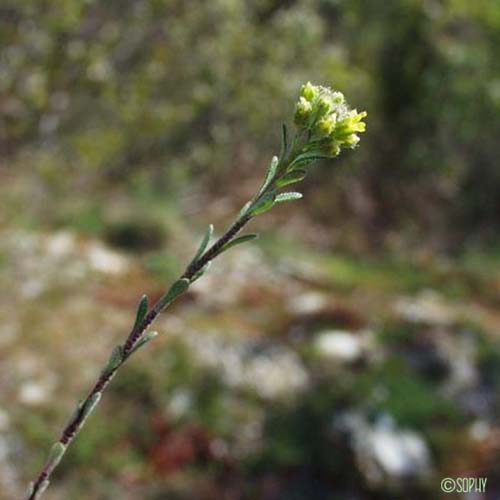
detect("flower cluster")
[294,82,367,157]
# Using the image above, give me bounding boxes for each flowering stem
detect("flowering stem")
[26,214,251,500]
[25,82,366,499]
[182,216,250,280]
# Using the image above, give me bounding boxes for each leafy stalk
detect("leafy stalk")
[26,82,366,499]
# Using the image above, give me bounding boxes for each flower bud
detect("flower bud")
[313,116,335,137]
[324,139,341,157]
[294,97,313,127]
[315,96,332,118]
[334,110,367,143]
[344,134,360,147]
[300,81,319,103]
[294,83,367,156]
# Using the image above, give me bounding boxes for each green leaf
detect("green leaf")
[190,261,211,283]
[65,400,84,429]
[276,169,307,187]
[80,392,101,423]
[129,330,158,356]
[220,234,259,253]
[249,192,276,216]
[258,156,279,196]
[289,153,331,169]
[238,201,252,219]
[46,442,66,469]
[33,480,50,499]
[157,278,190,310]
[133,295,148,331]
[280,123,288,159]
[190,224,213,265]
[74,392,102,434]
[102,345,123,375]
[275,192,303,203]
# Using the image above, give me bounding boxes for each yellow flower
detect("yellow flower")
[335,110,367,139]
[313,115,335,137]
[300,81,319,102]
[294,97,313,127]
[294,83,367,156]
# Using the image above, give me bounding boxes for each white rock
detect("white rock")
[18,380,53,406]
[394,290,455,326]
[469,420,490,441]
[368,424,431,478]
[337,413,432,486]
[184,334,309,399]
[86,243,128,274]
[45,231,76,257]
[166,389,193,419]
[242,351,309,399]
[287,292,329,315]
[442,333,478,391]
[314,330,363,363]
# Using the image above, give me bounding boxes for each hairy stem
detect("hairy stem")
[25,80,367,496]
[26,214,251,500]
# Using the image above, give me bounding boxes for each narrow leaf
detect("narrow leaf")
[190,262,211,283]
[249,192,276,216]
[157,278,190,310]
[280,123,288,159]
[65,400,84,429]
[133,295,148,331]
[258,156,279,196]
[220,234,259,253]
[33,480,50,499]
[238,201,252,220]
[102,345,123,375]
[46,443,66,469]
[289,153,331,169]
[129,330,158,356]
[276,169,307,187]
[275,192,303,203]
[74,392,101,433]
[190,224,213,265]
[80,392,101,423]
[65,393,100,438]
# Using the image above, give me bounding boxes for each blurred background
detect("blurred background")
[1,0,500,498]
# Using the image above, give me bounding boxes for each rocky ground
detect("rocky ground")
[0,227,499,499]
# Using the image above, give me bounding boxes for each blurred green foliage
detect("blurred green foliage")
[3,2,500,498]
[2,0,499,249]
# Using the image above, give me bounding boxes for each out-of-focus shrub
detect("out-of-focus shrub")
[1,0,499,248]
